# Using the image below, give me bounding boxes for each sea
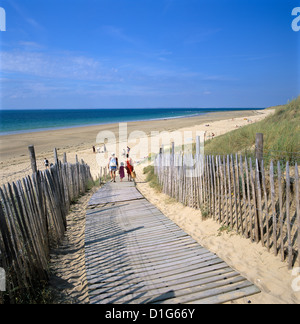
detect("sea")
[0,108,264,136]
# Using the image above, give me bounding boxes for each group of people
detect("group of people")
[108,148,135,183]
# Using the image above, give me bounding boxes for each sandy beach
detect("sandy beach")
[0,109,269,186]
[2,107,298,304]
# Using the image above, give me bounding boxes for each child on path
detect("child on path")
[119,162,125,182]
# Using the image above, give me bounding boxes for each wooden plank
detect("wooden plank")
[255,159,264,246]
[86,249,212,273]
[98,273,245,305]
[88,262,231,291]
[295,163,300,268]
[86,238,203,261]
[285,162,293,269]
[235,154,243,234]
[190,285,260,304]
[231,155,238,231]
[223,156,229,227]
[245,157,253,240]
[227,155,233,228]
[89,268,236,300]
[277,161,284,262]
[240,155,248,237]
[85,181,260,304]
[216,156,221,223]
[219,156,224,224]
[211,156,217,220]
[88,259,229,303]
[270,161,278,256]
[249,158,259,243]
[88,188,144,206]
[255,133,264,172]
[86,254,222,284]
[261,160,270,251]
[155,278,256,305]
[28,145,38,174]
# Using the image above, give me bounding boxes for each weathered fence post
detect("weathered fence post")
[54,148,59,165]
[255,133,263,159]
[28,145,38,174]
[254,133,264,242]
[255,133,264,174]
[196,136,201,157]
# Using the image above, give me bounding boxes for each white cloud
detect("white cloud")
[0,50,118,82]
[0,46,235,104]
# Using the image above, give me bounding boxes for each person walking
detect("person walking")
[119,162,125,182]
[126,154,134,182]
[44,158,49,169]
[108,153,118,182]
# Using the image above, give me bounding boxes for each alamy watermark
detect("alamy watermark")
[0,267,5,292]
[95,122,205,175]
[292,7,300,31]
[0,7,6,32]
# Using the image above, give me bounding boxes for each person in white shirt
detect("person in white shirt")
[108,153,118,182]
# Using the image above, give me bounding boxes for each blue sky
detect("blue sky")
[0,0,299,109]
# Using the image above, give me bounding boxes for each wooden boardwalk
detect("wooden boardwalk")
[85,180,260,304]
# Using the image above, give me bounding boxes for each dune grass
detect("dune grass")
[143,165,162,192]
[203,96,300,165]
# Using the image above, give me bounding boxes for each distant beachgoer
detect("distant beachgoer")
[44,158,49,169]
[108,153,118,182]
[93,146,96,153]
[119,162,125,182]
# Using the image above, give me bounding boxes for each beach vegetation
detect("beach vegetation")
[86,178,100,190]
[218,225,233,235]
[143,165,162,192]
[200,206,209,220]
[203,96,300,165]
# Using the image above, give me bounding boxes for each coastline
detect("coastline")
[0,109,271,186]
[0,109,263,162]
[0,108,264,136]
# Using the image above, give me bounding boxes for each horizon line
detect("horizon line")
[0,107,266,111]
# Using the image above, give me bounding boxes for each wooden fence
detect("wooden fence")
[0,146,92,303]
[155,150,300,269]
